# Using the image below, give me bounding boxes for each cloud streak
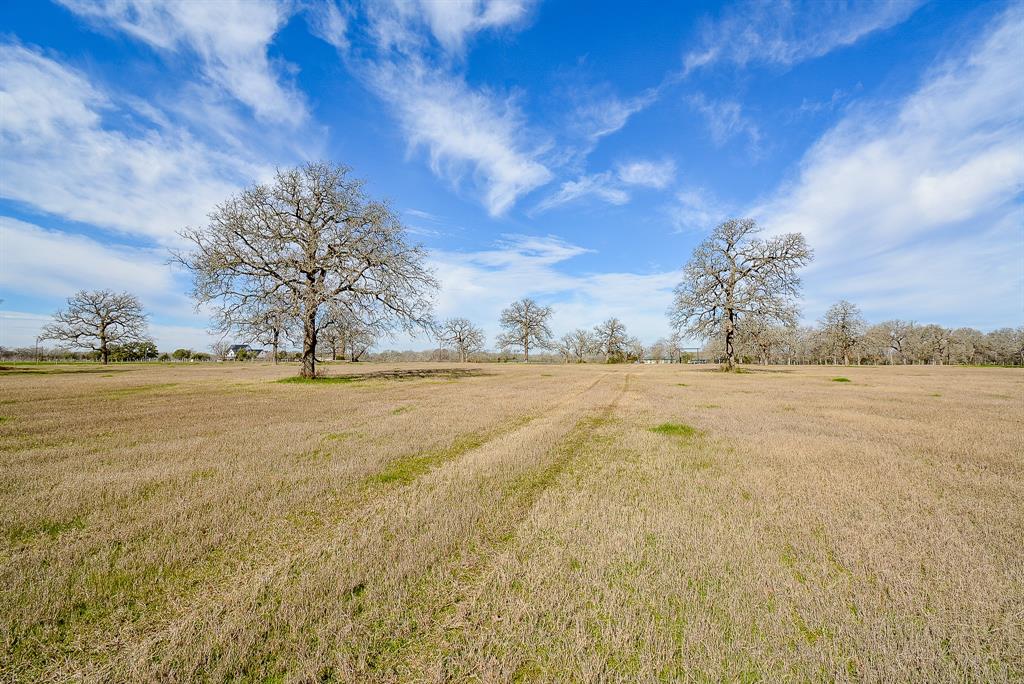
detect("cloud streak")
[683,0,923,74]
[0,44,261,242]
[59,0,307,125]
[755,5,1024,325]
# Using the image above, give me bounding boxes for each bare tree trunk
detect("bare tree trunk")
[272,328,280,365]
[301,308,317,378]
[524,339,529,363]
[724,311,736,370]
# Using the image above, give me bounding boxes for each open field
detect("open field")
[1,362,1022,682]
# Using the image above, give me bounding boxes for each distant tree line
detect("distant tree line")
[703,301,1024,366]
[27,164,1021,372]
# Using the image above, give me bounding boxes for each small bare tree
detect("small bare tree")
[174,162,437,378]
[559,328,595,363]
[649,339,668,362]
[593,317,629,362]
[495,298,553,362]
[319,301,382,361]
[821,300,866,365]
[437,318,486,362]
[40,290,148,364]
[739,317,786,365]
[666,331,684,363]
[669,218,812,370]
[627,336,645,363]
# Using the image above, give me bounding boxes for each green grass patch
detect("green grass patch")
[676,383,688,387]
[104,382,179,397]
[651,422,698,438]
[278,375,358,385]
[831,377,851,383]
[697,403,720,409]
[369,415,534,487]
[391,405,414,415]
[8,515,85,543]
[371,432,489,485]
[324,431,352,441]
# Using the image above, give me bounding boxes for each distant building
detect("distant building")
[640,356,673,364]
[226,344,265,359]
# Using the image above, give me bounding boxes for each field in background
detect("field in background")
[1,362,1021,682]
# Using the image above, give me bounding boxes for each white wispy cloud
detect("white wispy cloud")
[59,0,306,125]
[535,172,629,212]
[305,1,350,51]
[617,159,676,189]
[334,3,551,216]
[0,44,261,242]
[668,187,733,233]
[570,87,659,143]
[536,157,678,212]
[414,0,535,54]
[755,5,1024,325]
[683,0,923,74]
[688,94,762,152]
[365,57,552,216]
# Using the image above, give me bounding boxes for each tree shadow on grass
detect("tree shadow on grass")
[278,368,493,384]
[0,365,134,376]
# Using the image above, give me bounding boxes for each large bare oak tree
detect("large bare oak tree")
[669,218,812,370]
[40,290,149,364]
[496,298,553,362]
[175,162,437,378]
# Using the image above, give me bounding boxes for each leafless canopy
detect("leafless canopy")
[593,317,629,362]
[558,328,595,363]
[40,290,149,364]
[669,218,812,369]
[437,318,486,362]
[821,300,866,365]
[495,298,553,362]
[174,162,437,377]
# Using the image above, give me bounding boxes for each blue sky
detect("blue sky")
[1,0,1021,351]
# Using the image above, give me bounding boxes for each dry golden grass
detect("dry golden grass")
[1,361,1021,682]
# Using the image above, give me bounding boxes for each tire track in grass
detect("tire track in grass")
[384,374,631,681]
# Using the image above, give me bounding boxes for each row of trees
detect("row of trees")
[710,301,1024,366]
[31,163,1020,373]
